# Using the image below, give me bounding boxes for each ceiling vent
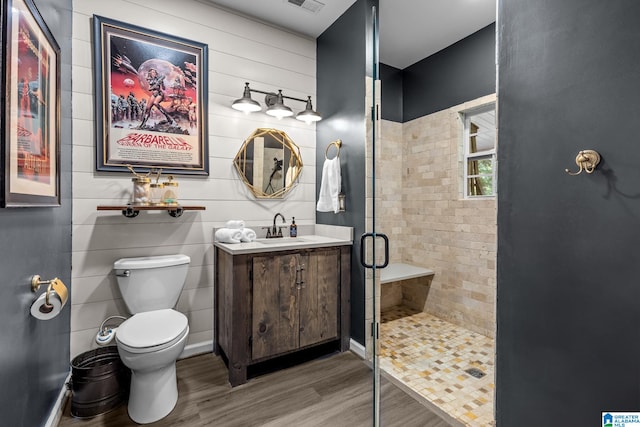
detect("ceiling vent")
[285,0,325,14]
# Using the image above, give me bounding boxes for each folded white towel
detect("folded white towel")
[215,228,243,244]
[225,220,245,229]
[240,228,257,242]
[316,157,342,214]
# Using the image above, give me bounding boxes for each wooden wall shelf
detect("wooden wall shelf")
[97,205,206,218]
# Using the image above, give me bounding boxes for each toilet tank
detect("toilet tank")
[114,254,190,314]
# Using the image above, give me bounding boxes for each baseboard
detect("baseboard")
[44,371,71,427]
[349,338,366,359]
[179,339,213,359]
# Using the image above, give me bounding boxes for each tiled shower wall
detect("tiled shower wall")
[378,94,497,338]
[70,0,317,359]
[377,119,404,265]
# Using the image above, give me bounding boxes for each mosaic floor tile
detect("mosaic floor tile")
[380,306,495,427]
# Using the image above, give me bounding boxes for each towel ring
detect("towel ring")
[325,140,342,159]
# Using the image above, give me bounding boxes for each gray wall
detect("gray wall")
[402,23,495,122]
[378,24,495,124]
[0,0,73,425]
[496,1,640,425]
[317,0,377,345]
[379,63,402,123]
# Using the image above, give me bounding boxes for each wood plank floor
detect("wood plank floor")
[58,351,451,427]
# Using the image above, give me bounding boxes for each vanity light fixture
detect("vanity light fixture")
[266,90,294,119]
[232,82,322,124]
[231,82,261,113]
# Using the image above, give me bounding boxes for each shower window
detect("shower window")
[463,105,496,198]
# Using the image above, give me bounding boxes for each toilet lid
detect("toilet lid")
[116,309,188,351]
[113,254,190,270]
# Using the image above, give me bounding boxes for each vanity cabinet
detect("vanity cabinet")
[215,245,350,386]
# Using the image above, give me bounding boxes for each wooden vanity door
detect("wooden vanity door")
[299,248,340,348]
[252,253,300,360]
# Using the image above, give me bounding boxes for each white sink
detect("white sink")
[254,237,309,245]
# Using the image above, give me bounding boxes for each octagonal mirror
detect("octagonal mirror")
[233,128,303,198]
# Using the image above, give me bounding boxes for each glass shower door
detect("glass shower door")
[360,4,386,426]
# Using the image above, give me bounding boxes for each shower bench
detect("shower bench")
[380,263,434,284]
[380,263,435,313]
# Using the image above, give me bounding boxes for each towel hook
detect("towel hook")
[565,149,601,175]
[325,139,342,159]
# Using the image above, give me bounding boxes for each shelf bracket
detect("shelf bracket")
[168,207,184,218]
[122,206,140,218]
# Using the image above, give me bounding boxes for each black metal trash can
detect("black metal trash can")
[70,346,131,418]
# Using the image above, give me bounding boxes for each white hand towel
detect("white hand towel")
[240,228,257,242]
[225,220,245,229]
[316,157,342,214]
[215,228,243,244]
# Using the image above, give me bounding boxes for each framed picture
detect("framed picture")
[93,16,209,175]
[1,0,60,207]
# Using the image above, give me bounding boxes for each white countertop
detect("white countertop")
[214,225,353,255]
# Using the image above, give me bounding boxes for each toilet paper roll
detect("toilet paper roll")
[30,292,63,320]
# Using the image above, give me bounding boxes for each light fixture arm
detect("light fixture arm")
[245,87,307,105]
[279,94,308,103]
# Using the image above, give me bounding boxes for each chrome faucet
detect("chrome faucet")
[267,213,286,238]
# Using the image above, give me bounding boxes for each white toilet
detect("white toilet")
[113,254,191,424]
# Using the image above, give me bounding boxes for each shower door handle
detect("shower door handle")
[359,232,389,269]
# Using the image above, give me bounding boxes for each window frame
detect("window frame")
[462,104,497,199]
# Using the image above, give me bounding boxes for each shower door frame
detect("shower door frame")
[361,4,387,426]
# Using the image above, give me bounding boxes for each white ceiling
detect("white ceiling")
[201,0,496,69]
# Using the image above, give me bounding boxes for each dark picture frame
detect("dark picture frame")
[93,16,209,176]
[1,0,60,207]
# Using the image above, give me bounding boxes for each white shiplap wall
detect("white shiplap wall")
[71,0,318,358]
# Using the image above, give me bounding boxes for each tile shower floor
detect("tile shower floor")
[380,306,495,427]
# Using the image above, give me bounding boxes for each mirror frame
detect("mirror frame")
[233,128,303,199]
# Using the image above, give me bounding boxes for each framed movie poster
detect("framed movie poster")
[1,0,60,207]
[93,16,209,175]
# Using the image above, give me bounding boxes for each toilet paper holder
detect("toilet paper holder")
[31,275,63,312]
[31,274,56,292]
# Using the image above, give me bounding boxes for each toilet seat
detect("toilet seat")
[116,309,188,354]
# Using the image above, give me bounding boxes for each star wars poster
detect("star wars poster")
[93,16,208,175]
